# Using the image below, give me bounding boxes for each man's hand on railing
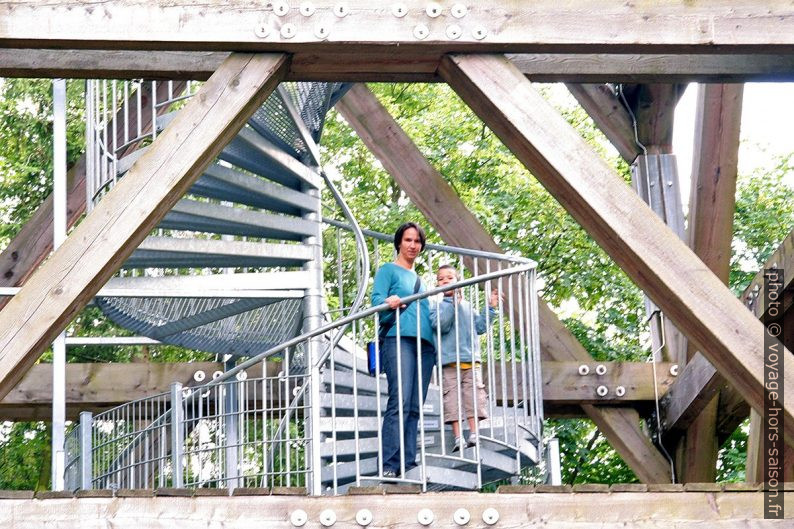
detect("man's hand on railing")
[488,289,502,309]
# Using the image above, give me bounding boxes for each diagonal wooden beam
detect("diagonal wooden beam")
[439,54,794,442]
[0,81,186,311]
[335,83,673,483]
[0,53,288,400]
[565,84,640,163]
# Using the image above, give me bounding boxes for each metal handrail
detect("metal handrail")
[211,262,534,386]
[323,217,534,265]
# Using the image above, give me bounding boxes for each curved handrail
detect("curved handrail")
[323,217,534,265]
[209,262,535,386]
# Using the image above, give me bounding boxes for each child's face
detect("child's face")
[436,268,458,296]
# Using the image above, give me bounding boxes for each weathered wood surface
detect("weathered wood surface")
[336,83,672,484]
[0,360,671,420]
[440,54,794,442]
[742,228,794,319]
[2,491,789,528]
[2,1,794,55]
[7,50,794,82]
[678,83,743,483]
[0,53,288,401]
[565,84,640,163]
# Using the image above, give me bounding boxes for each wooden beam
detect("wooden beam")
[439,54,794,442]
[678,83,743,483]
[7,50,794,83]
[565,84,640,163]
[336,83,673,483]
[742,228,794,319]
[1,490,788,528]
[663,232,790,436]
[0,81,185,311]
[0,360,671,421]
[0,361,280,421]
[2,2,794,55]
[0,53,288,400]
[510,53,794,83]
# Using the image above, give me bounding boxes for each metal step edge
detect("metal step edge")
[125,236,313,269]
[161,198,316,241]
[221,127,321,191]
[319,393,440,417]
[318,416,441,434]
[191,163,317,216]
[103,271,313,294]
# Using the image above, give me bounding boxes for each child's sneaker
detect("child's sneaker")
[467,433,478,447]
[451,437,466,452]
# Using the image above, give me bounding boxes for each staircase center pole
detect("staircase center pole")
[302,185,324,496]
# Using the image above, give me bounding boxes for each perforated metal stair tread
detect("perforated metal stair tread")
[221,127,321,190]
[161,198,316,240]
[190,163,316,215]
[103,271,312,294]
[126,237,313,269]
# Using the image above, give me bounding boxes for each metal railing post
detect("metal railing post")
[170,382,184,488]
[79,411,93,490]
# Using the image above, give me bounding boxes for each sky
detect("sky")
[673,82,794,202]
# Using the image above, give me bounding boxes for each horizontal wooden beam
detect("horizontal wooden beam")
[0,361,276,421]
[2,1,794,57]
[0,53,288,401]
[6,50,794,82]
[3,488,783,527]
[440,54,794,443]
[0,361,670,421]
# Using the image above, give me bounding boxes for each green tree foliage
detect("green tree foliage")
[0,79,85,248]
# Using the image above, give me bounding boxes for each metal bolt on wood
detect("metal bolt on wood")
[426,3,442,17]
[596,385,609,397]
[472,26,487,39]
[314,24,329,39]
[615,385,626,397]
[453,508,471,525]
[193,370,205,382]
[451,3,467,17]
[392,3,408,17]
[446,24,462,39]
[300,2,316,16]
[281,23,297,39]
[669,364,679,376]
[595,364,607,376]
[355,509,373,526]
[320,509,337,527]
[274,0,289,16]
[290,510,308,527]
[482,508,500,525]
[414,24,430,39]
[417,508,435,526]
[254,22,271,38]
[333,3,348,17]
[578,364,590,376]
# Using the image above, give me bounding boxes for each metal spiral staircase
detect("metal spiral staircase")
[65,78,544,495]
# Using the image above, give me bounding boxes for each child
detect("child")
[430,264,500,451]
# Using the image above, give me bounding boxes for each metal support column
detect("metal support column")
[170,382,184,488]
[78,411,93,490]
[631,154,687,364]
[224,359,241,491]
[51,78,67,491]
[303,183,325,496]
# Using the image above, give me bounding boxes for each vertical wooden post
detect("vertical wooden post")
[681,83,743,483]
